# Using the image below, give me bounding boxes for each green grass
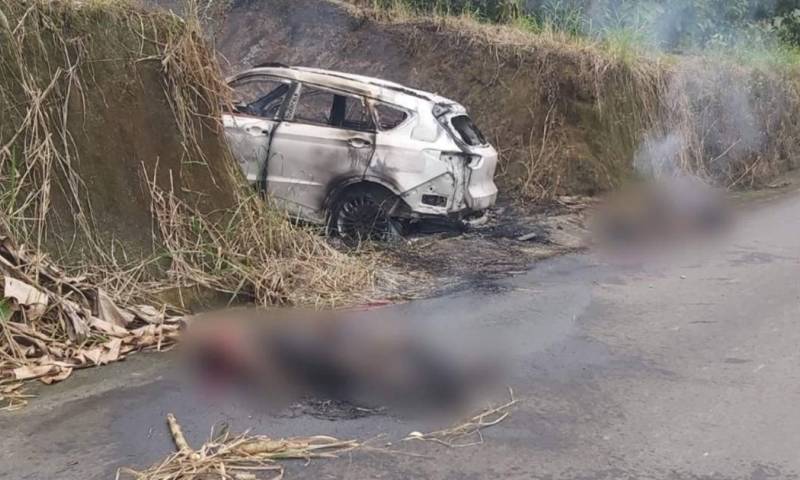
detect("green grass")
[363,0,800,68]
[599,27,658,65]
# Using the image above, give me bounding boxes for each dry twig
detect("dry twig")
[117,414,361,480]
[404,388,518,448]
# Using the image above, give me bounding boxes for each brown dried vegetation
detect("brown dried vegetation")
[0,0,376,403]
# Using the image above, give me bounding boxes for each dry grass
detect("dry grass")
[0,0,380,401]
[0,0,95,255]
[0,381,32,411]
[145,167,377,308]
[351,0,598,53]
[0,232,184,405]
[119,393,518,479]
[0,0,377,307]
[117,413,362,480]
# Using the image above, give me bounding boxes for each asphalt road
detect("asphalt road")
[1,188,799,480]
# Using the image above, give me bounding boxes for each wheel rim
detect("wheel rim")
[336,194,394,241]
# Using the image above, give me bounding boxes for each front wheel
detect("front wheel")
[329,186,402,243]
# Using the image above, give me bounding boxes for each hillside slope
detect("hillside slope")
[212,0,800,198]
[0,0,374,307]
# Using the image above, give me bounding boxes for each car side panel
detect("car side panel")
[223,114,278,184]
[266,121,375,222]
[366,115,470,216]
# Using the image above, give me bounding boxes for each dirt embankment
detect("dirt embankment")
[1,0,379,403]
[211,0,800,198]
[0,0,375,307]
[1,0,237,261]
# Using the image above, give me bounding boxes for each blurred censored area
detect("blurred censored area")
[589,176,733,260]
[180,308,504,415]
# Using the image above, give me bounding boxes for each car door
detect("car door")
[265,83,377,222]
[223,75,293,186]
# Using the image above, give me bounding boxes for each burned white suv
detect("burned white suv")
[223,64,498,239]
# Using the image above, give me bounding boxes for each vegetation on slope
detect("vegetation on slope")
[367,0,800,58]
[0,0,375,308]
[0,0,377,401]
[335,0,800,198]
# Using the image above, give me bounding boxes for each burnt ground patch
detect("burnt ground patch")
[380,198,589,296]
[279,398,388,421]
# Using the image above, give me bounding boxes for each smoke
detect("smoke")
[565,0,773,182]
[632,62,766,181]
[633,131,684,178]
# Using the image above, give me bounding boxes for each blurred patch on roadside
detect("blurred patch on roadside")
[589,176,733,263]
[180,308,509,419]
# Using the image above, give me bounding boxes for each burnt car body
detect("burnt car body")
[223,65,498,238]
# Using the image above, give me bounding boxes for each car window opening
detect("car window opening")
[374,103,409,130]
[230,77,290,120]
[451,115,487,146]
[247,83,290,118]
[294,87,335,125]
[295,85,373,132]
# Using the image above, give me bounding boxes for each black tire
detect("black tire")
[328,185,402,243]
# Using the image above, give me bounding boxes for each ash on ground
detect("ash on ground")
[280,398,387,421]
[387,197,589,295]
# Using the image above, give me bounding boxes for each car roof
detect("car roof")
[229,65,458,108]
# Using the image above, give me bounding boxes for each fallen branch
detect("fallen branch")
[117,414,362,480]
[404,388,518,448]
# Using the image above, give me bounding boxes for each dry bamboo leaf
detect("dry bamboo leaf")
[99,338,123,364]
[87,316,129,337]
[130,305,165,324]
[97,289,134,328]
[64,305,90,341]
[60,299,91,342]
[40,367,72,384]
[79,347,103,365]
[13,364,60,381]
[4,277,48,311]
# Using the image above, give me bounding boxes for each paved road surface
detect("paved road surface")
[2,189,799,480]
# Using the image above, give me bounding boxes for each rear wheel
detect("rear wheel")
[329,186,402,243]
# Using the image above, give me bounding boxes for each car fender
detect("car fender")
[323,176,404,212]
